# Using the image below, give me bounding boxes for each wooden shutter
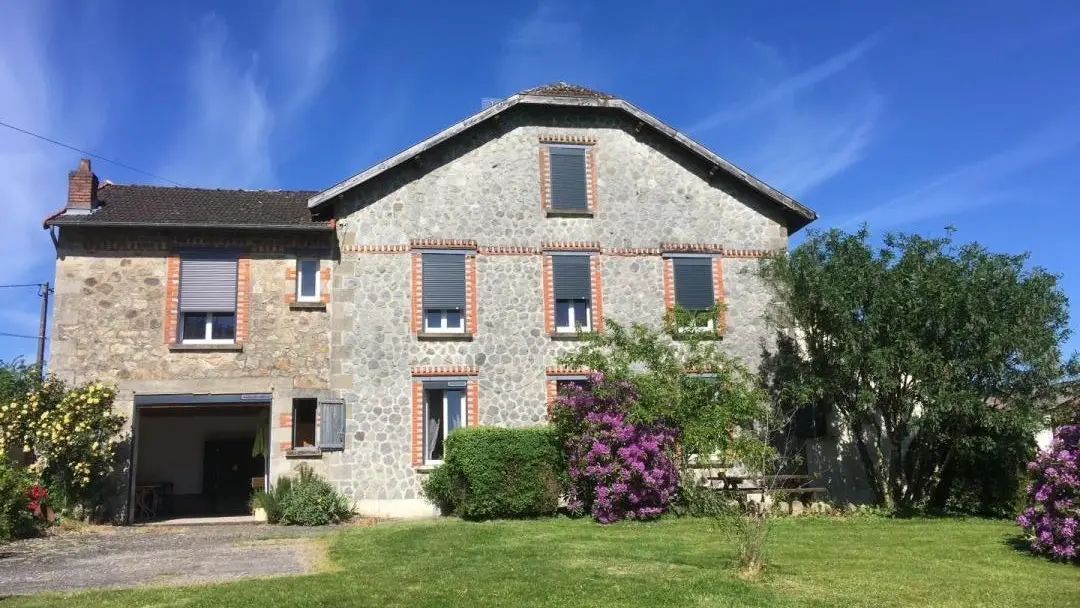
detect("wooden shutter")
[673,257,714,311]
[548,146,588,210]
[318,399,346,450]
[179,255,238,312]
[422,253,466,310]
[551,254,591,300]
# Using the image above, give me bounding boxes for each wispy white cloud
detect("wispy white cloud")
[690,32,883,134]
[748,91,884,196]
[159,1,338,188]
[499,1,604,94]
[842,115,1080,228]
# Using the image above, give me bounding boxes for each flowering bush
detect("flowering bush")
[1016,412,1078,562]
[0,379,125,518]
[0,459,44,542]
[553,374,679,523]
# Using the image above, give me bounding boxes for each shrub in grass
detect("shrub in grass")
[420,426,563,520]
[261,464,351,526]
[0,459,44,542]
[1017,411,1078,562]
[552,376,678,523]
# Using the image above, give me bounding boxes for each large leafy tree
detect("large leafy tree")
[760,227,1077,513]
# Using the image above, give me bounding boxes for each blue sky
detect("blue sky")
[1,0,1078,363]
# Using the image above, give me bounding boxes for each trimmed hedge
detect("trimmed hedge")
[421,426,563,520]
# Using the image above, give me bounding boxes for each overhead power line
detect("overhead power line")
[0,283,44,289]
[0,332,42,340]
[0,119,184,187]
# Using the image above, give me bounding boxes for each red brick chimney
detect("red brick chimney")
[67,158,98,212]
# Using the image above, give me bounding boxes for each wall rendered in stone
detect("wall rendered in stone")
[328,107,791,507]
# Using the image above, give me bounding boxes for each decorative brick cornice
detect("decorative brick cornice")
[538,134,598,145]
[661,242,724,254]
[542,241,601,251]
[339,242,776,258]
[341,244,409,254]
[409,239,477,250]
[410,365,480,377]
[723,248,776,259]
[478,246,541,255]
[601,247,663,257]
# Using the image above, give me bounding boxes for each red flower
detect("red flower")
[26,484,47,500]
[26,500,39,513]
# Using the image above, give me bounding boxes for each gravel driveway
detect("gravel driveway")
[0,523,334,596]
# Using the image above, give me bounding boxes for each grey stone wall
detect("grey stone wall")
[328,107,791,508]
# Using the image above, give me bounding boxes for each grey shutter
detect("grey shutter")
[551,255,591,300]
[549,146,588,210]
[673,257,714,311]
[179,256,238,312]
[318,399,345,450]
[422,253,466,310]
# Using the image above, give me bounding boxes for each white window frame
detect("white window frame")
[677,313,715,333]
[423,387,468,465]
[423,308,465,334]
[554,298,592,333]
[296,258,320,302]
[179,311,236,344]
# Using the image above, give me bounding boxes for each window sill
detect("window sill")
[413,464,440,473]
[285,448,323,459]
[550,332,590,341]
[289,301,327,311]
[417,333,474,342]
[545,209,594,218]
[672,331,724,342]
[168,343,244,352]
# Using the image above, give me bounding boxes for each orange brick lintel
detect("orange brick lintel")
[409,239,478,250]
[538,134,598,145]
[410,365,480,377]
[545,366,592,376]
[660,242,724,254]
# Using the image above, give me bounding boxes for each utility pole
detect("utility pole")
[36,281,50,379]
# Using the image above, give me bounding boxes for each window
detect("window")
[178,253,238,343]
[296,258,320,302]
[672,256,715,330]
[180,312,236,343]
[292,398,317,448]
[556,378,590,394]
[422,253,466,334]
[551,254,592,333]
[423,384,468,463]
[548,145,588,211]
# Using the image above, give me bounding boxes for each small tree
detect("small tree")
[760,226,1077,513]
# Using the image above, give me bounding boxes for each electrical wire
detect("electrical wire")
[0,332,43,340]
[0,119,184,186]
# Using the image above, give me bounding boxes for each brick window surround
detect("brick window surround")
[284,259,331,305]
[545,367,591,419]
[164,253,250,344]
[542,248,604,336]
[410,245,478,336]
[410,366,480,466]
[662,255,726,336]
[538,136,598,215]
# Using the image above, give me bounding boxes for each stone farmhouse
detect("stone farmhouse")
[44,83,819,520]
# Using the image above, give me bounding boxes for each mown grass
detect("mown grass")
[8,517,1079,607]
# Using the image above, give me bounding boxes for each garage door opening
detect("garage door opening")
[131,398,270,523]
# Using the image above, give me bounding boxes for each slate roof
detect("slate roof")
[45,184,329,230]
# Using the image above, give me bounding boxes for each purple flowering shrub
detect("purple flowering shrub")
[1016,412,1079,562]
[552,374,679,523]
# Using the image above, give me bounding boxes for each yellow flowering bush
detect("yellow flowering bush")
[0,377,125,517]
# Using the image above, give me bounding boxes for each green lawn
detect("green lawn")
[10,517,1080,607]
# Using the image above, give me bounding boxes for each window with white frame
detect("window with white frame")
[296,258,320,302]
[178,254,238,343]
[422,252,467,333]
[671,256,715,331]
[423,383,468,463]
[547,145,589,211]
[552,254,592,333]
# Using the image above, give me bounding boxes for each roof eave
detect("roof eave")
[43,219,334,231]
